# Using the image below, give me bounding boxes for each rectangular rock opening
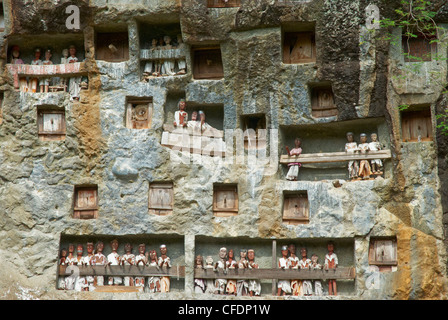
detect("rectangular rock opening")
[192,46,224,80]
[95,30,129,62]
[400,104,433,142]
[309,82,338,118]
[213,184,238,217]
[207,0,241,8]
[402,31,437,62]
[241,113,267,150]
[148,182,174,216]
[368,236,398,272]
[57,234,185,293]
[282,191,309,225]
[282,23,316,64]
[125,97,153,129]
[280,117,391,181]
[37,105,66,141]
[73,185,98,219]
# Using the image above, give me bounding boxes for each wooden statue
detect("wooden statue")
[358,133,373,180]
[67,45,81,101]
[83,242,95,291]
[204,256,215,294]
[187,111,199,129]
[107,239,123,286]
[236,249,249,296]
[176,34,187,75]
[225,249,238,295]
[10,45,24,64]
[369,133,383,175]
[345,132,359,180]
[298,247,313,296]
[288,244,300,296]
[247,249,261,296]
[158,244,172,293]
[285,138,302,181]
[147,249,161,293]
[277,245,292,296]
[214,247,228,295]
[58,248,67,290]
[75,244,86,291]
[121,242,135,286]
[39,49,53,93]
[163,36,176,76]
[194,255,207,294]
[91,241,107,287]
[64,244,77,290]
[198,110,213,132]
[325,241,338,296]
[135,243,148,289]
[310,254,323,296]
[30,48,42,93]
[174,98,188,128]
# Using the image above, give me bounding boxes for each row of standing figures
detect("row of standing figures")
[142,35,187,80]
[285,132,384,181]
[194,242,339,297]
[58,241,171,293]
[10,45,86,100]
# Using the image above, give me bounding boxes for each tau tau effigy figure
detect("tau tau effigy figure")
[204,256,215,294]
[64,244,77,290]
[345,132,359,180]
[83,242,95,291]
[67,45,81,101]
[175,34,186,75]
[107,239,122,286]
[135,243,148,289]
[91,241,107,287]
[247,249,261,297]
[10,45,24,64]
[225,249,238,296]
[325,241,338,296]
[29,48,42,93]
[121,242,136,286]
[236,249,249,296]
[369,133,383,175]
[310,254,323,296]
[288,244,300,296]
[39,49,53,93]
[158,244,172,293]
[147,249,161,293]
[285,138,302,181]
[162,36,176,76]
[75,244,86,292]
[277,245,292,296]
[298,248,313,296]
[174,98,188,128]
[358,133,373,180]
[214,247,228,295]
[194,255,207,294]
[58,248,67,290]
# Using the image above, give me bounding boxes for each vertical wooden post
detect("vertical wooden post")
[272,239,277,296]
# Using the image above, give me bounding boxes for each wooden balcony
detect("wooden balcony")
[280,150,392,165]
[207,0,241,8]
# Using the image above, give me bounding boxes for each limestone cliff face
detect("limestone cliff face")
[0,0,447,300]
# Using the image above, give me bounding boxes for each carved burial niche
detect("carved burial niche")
[125,98,153,129]
[213,184,238,217]
[192,47,224,80]
[149,183,174,215]
[283,31,316,64]
[401,105,433,142]
[241,114,267,150]
[282,191,309,225]
[310,83,337,118]
[96,30,129,62]
[37,106,66,141]
[402,32,437,62]
[368,237,397,272]
[207,0,241,7]
[73,185,98,219]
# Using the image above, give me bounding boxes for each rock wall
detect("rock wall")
[0,0,447,300]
